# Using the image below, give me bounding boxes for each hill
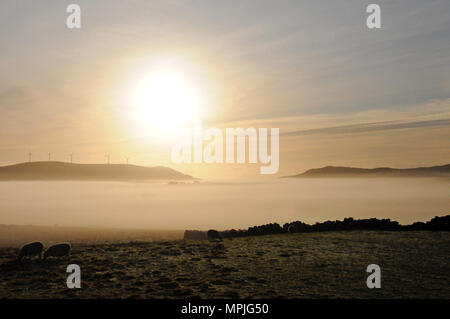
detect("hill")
[286,164,450,178]
[0,162,193,181]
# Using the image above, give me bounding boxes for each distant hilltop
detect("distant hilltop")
[286,164,450,178]
[0,162,194,181]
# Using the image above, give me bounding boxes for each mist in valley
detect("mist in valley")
[0,178,448,232]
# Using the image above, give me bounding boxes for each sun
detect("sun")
[131,69,202,135]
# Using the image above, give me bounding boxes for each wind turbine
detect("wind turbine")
[106,153,110,164]
[28,152,32,163]
[70,153,73,163]
[48,153,51,161]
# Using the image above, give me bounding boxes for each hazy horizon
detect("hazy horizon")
[0,160,449,182]
[1,179,448,230]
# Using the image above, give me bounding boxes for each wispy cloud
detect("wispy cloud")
[283,118,450,136]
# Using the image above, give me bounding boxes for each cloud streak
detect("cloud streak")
[283,118,450,136]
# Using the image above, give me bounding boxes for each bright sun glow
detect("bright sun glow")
[131,70,202,135]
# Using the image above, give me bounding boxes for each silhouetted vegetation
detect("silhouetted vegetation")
[216,215,450,239]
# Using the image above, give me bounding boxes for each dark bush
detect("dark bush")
[216,214,449,238]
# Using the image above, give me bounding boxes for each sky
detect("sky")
[0,0,449,179]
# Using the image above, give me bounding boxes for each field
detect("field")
[0,231,449,298]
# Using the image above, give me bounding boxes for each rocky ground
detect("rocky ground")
[0,231,449,298]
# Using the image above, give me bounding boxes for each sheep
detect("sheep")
[44,243,71,259]
[207,229,222,241]
[18,242,44,261]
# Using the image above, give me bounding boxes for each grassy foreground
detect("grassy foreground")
[0,231,449,298]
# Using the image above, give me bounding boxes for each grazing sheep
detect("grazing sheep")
[44,243,71,259]
[18,242,44,261]
[207,229,222,241]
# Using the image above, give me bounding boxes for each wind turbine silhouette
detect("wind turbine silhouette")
[28,152,32,163]
[48,153,51,161]
[106,154,110,164]
[70,153,73,163]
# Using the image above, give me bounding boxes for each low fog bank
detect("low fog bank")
[0,178,448,234]
[0,225,183,248]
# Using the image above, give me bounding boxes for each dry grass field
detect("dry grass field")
[0,231,449,299]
